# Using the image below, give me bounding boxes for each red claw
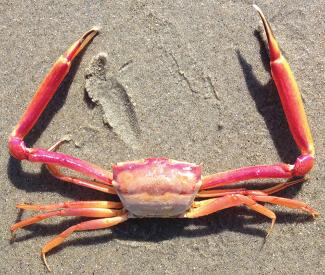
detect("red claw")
[202,5,315,190]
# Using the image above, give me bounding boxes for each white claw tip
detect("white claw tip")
[42,253,52,272]
[91,26,101,33]
[253,4,262,13]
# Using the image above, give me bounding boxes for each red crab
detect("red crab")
[9,5,318,270]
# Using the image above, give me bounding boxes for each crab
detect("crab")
[9,5,318,271]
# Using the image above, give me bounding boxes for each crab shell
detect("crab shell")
[112,157,202,218]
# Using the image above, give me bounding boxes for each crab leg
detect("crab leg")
[44,139,117,193]
[39,139,116,193]
[11,208,124,233]
[41,215,128,270]
[185,193,317,224]
[10,201,128,271]
[15,200,123,211]
[185,194,277,233]
[8,27,113,185]
[198,178,306,198]
[249,195,318,217]
[202,6,314,190]
[197,189,267,198]
[46,163,116,193]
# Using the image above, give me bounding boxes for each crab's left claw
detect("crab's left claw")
[8,27,114,185]
[253,4,315,168]
[202,5,315,190]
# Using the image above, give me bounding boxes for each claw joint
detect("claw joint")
[293,155,314,177]
[8,136,28,160]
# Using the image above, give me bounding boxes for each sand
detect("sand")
[1,1,324,274]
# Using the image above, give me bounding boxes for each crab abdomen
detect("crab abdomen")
[112,158,202,217]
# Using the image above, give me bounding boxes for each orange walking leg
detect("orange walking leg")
[11,208,124,233]
[16,200,123,211]
[45,139,116,194]
[184,194,277,233]
[41,215,128,270]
